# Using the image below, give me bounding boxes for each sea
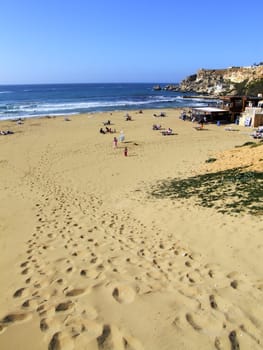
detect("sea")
[0,83,219,121]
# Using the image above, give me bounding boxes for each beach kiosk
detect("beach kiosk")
[219,95,262,122]
[191,107,230,124]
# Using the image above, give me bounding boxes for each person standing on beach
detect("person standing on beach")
[124,147,128,157]
[113,136,118,148]
[119,130,125,142]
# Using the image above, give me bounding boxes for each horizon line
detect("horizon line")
[0,82,180,86]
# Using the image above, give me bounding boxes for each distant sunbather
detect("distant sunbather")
[153,112,166,118]
[0,130,14,135]
[103,120,111,125]
[152,124,162,130]
[161,128,173,135]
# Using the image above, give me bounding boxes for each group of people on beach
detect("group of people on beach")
[99,119,128,156]
[112,136,128,155]
[152,124,174,135]
[113,132,128,156]
[99,126,116,134]
[100,127,114,134]
[99,119,117,134]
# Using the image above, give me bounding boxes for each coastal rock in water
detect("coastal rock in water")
[164,84,180,91]
[152,84,180,92]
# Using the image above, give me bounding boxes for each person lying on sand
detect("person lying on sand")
[0,130,14,135]
[152,124,162,130]
[161,128,173,135]
[103,120,111,125]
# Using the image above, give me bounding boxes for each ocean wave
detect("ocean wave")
[0,84,217,121]
[1,97,180,114]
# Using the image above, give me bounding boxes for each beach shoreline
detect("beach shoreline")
[0,108,262,349]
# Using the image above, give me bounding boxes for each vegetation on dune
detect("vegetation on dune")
[235,140,263,148]
[151,167,263,216]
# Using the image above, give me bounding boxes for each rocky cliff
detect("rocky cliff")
[179,65,263,96]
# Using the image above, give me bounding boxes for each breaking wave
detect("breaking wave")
[0,83,219,120]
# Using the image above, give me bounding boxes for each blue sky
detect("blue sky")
[1,0,262,84]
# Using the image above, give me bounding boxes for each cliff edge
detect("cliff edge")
[179,65,263,96]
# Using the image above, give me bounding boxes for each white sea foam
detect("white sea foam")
[6,97,179,114]
[0,97,210,120]
[0,83,220,121]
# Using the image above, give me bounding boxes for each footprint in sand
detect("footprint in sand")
[55,300,74,312]
[13,287,28,298]
[228,330,240,350]
[48,331,74,350]
[230,280,238,289]
[1,312,31,325]
[112,285,136,304]
[21,298,39,309]
[64,317,102,341]
[65,288,87,297]
[97,324,143,350]
[209,294,218,309]
[25,277,31,284]
[20,261,29,268]
[40,318,49,332]
[185,313,202,331]
[66,266,74,273]
[214,336,230,350]
[21,267,30,275]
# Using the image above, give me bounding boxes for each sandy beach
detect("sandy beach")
[0,109,262,350]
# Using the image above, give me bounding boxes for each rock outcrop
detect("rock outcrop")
[153,84,180,91]
[179,65,263,96]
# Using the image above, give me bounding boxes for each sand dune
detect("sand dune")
[0,110,262,349]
